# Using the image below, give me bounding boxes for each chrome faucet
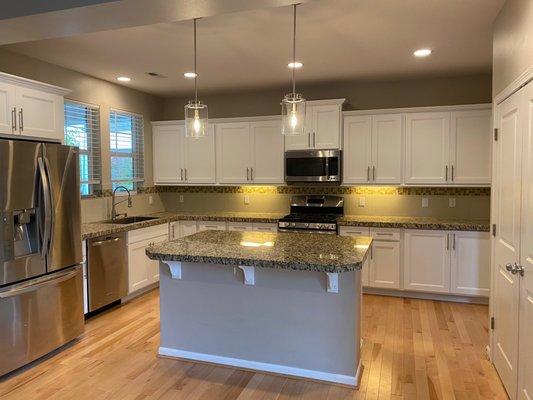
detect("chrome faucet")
[111,186,132,220]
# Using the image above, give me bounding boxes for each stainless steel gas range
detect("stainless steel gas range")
[278,195,344,234]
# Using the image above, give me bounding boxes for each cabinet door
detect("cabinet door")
[450,231,490,296]
[284,132,310,151]
[152,124,183,184]
[148,234,168,284]
[227,222,253,231]
[16,87,64,141]
[369,240,401,289]
[250,120,284,183]
[450,110,491,184]
[252,222,278,232]
[372,114,403,184]
[0,82,16,134]
[183,124,215,184]
[403,230,450,293]
[339,226,371,286]
[343,116,372,184]
[169,221,180,240]
[216,122,251,183]
[128,240,152,293]
[179,221,198,237]
[404,112,450,184]
[198,221,227,231]
[311,105,341,149]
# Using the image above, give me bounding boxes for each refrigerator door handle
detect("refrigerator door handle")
[0,268,79,298]
[38,157,52,258]
[43,156,56,253]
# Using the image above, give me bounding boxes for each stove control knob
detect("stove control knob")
[304,223,309,228]
[290,222,296,227]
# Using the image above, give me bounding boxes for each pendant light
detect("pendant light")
[281,4,306,136]
[185,18,208,138]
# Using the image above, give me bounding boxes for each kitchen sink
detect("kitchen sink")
[105,216,159,225]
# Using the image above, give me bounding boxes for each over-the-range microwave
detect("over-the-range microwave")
[285,149,341,183]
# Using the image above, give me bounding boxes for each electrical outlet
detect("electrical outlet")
[358,197,366,207]
[148,195,153,205]
[179,195,184,203]
[449,198,456,208]
[244,195,250,205]
[421,197,429,208]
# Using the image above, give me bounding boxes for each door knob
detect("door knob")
[506,262,525,276]
[505,263,514,272]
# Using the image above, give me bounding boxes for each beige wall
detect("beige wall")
[162,74,492,119]
[493,0,533,96]
[0,48,164,188]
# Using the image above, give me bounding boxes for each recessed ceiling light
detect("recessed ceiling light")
[288,61,303,69]
[184,72,197,78]
[413,49,432,57]
[116,76,131,82]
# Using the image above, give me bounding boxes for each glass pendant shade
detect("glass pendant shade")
[281,93,306,136]
[185,100,208,138]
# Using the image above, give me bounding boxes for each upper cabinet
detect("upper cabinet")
[217,119,284,184]
[152,122,215,185]
[285,99,344,151]
[343,113,402,184]
[404,108,491,185]
[0,72,70,142]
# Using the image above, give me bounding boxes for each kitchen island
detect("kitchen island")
[146,230,372,387]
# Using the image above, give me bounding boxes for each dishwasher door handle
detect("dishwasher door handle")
[91,237,120,246]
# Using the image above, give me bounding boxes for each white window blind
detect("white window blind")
[64,100,101,196]
[109,109,144,191]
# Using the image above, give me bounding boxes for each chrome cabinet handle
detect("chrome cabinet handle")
[313,132,316,147]
[184,168,187,181]
[367,166,370,182]
[11,107,17,132]
[180,168,183,181]
[445,165,448,181]
[308,133,311,148]
[372,166,376,181]
[451,165,455,182]
[246,167,249,181]
[250,167,253,181]
[18,109,24,132]
[446,234,449,250]
[452,233,456,250]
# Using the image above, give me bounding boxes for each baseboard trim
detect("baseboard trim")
[121,282,159,303]
[158,347,358,387]
[363,287,489,304]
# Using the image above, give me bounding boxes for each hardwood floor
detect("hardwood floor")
[0,290,508,399]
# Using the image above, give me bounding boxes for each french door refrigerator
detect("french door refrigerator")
[0,135,84,376]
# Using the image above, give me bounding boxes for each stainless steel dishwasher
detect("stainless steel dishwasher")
[87,232,128,312]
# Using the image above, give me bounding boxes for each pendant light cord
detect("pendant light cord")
[292,4,297,95]
[194,18,198,103]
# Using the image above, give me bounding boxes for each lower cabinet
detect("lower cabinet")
[369,239,401,289]
[171,220,278,238]
[450,231,490,296]
[338,226,372,287]
[198,221,227,232]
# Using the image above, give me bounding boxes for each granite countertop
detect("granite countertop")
[338,215,490,232]
[146,230,372,274]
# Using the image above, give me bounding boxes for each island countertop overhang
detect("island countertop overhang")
[146,230,372,274]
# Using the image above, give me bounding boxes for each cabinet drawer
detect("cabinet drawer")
[339,226,370,237]
[227,222,253,231]
[127,223,169,244]
[198,221,227,231]
[252,222,278,232]
[370,228,400,241]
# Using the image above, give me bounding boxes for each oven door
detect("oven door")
[285,150,341,183]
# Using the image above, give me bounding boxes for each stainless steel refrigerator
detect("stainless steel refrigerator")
[0,135,84,376]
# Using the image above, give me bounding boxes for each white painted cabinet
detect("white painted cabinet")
[285,99,344,150]
[450,231,490,296]
[404,112,451,184]
[227,222,253,231]
[250,120,284,183]
[169,221,180,240]
[0,81,16,134]
[450,110,492,184]
[182,125,216,183]
[252,222,278,232]
[179,221,198,237]
[343,114,402,184]
[216,122,253,183]
[368,228,401,289]
[339,226,371,286]
[197,221,227,231]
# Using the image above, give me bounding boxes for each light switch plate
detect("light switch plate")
[421,197,429,208]
[244,195,250,205]
[358,197,366,207]
[148,195,153,205]
[179,195,184,203]
[449,198,456,208]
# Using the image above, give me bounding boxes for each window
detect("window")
[64,100,101,196]
[109,110,144,191]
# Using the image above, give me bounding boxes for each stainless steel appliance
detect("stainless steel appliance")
[278,195,344,234]
[0,134,83,377]
[285,149,341,183]
[87,232,128,312]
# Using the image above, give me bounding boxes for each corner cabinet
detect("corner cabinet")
[285,99,345,150]
[0,72,70,142]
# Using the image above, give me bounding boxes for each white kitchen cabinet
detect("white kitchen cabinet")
[250,120,284,183]
[285,99,344,150]
[169,221,180,240]
[368,228,401,289]
[0,81,16,134]
[339,226,371,286]
[343,114,402,184]
[197,221,227,231]
[404,112,451,184]
[152,124,183,184]
[450,231,490,296]
[216,122,252,183]
[183,125,216,183]
[227,222,253,231]
[403,230,451,293]
[252,222,278,232]
[450,110,492,184]
[179,221,198,237]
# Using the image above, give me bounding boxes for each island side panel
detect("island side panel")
[158,261,360,383]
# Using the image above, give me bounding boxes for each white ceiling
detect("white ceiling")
[3,0,505,97]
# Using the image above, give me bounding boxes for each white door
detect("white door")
[339,226,371,286]
[369,240,400,289]
[343,116,372,184]
[250,120,284,183]
[152,124,183,184]
[16,87,63,141]
[0,82,16,134]
[450,110,492,184]
[404,112,450,184]
[372,114,403,184]
[517,82,533,400]
[216,122,251,183]
[404,230,450,293]
[128,239,152,293]
[183,124,216,184]
[492,91,523,398]
[179,221,198,237]
[450,231,490,296]
[311,105,341,149]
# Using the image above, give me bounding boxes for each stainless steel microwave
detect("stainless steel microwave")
[285,149,341,183]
